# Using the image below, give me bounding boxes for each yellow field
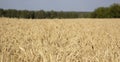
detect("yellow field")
[0,18,120,62]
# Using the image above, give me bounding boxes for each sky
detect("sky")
[0,0,120,11]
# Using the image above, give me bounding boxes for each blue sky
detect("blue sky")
[0,0,119,11]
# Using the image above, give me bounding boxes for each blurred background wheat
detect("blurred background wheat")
[0,18,120,62]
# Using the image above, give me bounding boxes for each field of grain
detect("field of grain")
[0,18,120,62]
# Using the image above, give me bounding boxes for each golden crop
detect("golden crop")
[0,18,120,62]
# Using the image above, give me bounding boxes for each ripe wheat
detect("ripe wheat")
[0,18,120,62]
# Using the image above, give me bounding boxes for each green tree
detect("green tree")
[0,8,4,17]
[50,10,57,18]
[109,4,120,18]
[91,3,120,18]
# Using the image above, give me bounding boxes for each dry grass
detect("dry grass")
[0,18,120,62]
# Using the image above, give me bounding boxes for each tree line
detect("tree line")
[0,3,120,19]
[0,9,90,19]
[91,3,120,18]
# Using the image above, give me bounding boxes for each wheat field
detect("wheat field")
[0,18,120,62]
